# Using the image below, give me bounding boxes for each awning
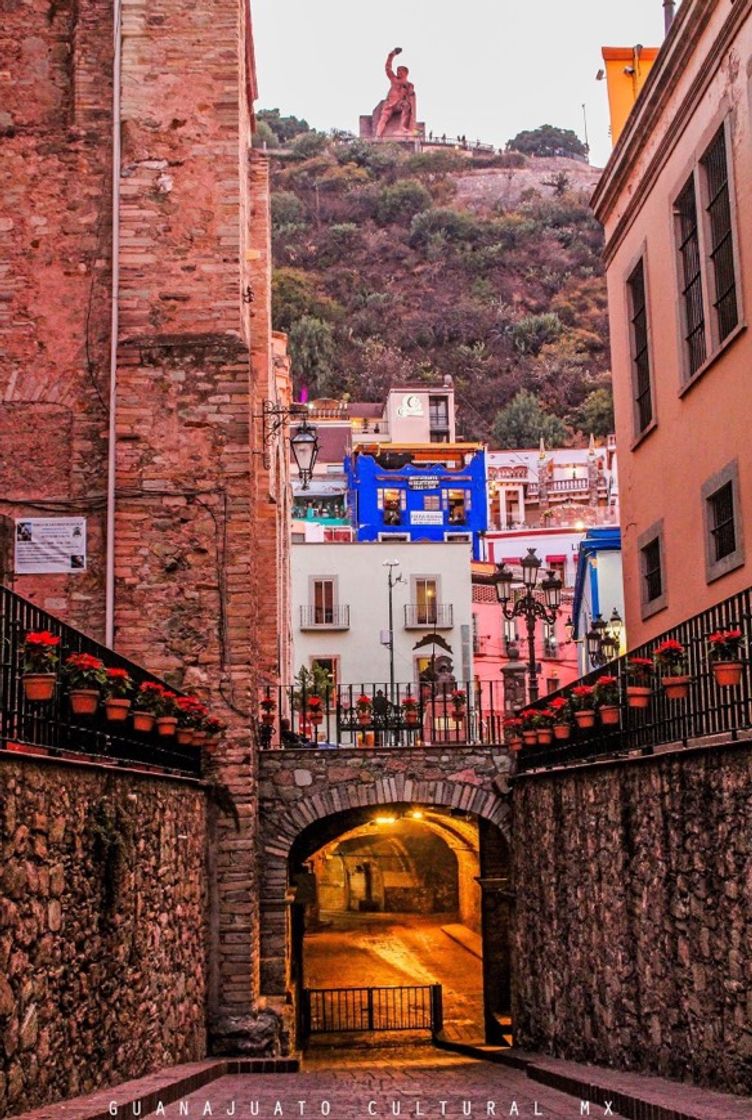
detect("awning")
[546,554,567,564]
[292,479,347,497]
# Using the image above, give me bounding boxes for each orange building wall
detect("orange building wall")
[594,0,752,645]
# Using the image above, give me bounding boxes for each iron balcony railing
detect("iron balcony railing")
[299,604,351,630]
[258,679,508,749]
[302,984,442,1037]
[404,603,454,628]
[0,584,202,776]
[518,585,752,772]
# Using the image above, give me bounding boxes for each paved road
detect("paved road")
[304,913,484,1042]
[144,1047,630,1118]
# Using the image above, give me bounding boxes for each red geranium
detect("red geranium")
[402,695,418,708]
[594,674,619,706]
[23,630,61,673]
[307,695,323,710]
[708,629,744,661]
[104,666,134,698]
[626,657,653,684]
[62,653,106,690]
[570,684,595,710]
[653,639,686,670]
[451,689,467,705]
[356,694,372,710]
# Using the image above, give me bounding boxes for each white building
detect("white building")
[291,539,473,687]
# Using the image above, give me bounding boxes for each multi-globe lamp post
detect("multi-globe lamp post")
[493,548,563,703]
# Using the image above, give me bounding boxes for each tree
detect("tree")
[507,124,588,161]
[252,119,279,149]
[257,108,310,145]
[491,389,568,449]
[576,387,614,438]
[375,179,432,226]
[288,316,336,394]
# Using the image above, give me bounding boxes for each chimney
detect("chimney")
[663,0,676,36]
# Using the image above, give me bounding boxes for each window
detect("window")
[627,258,653,435]
[311,578,335,624]
[447,489,468,525]
[701,127,738,344]
[638,519,667,620]
[429,395,450,441]
[414,578,438,625]
[378,487,403,525]
[503,618,517,647]
[423,495,441,511]
[702,461,744,582]
[543,622,558,657]
[675,176,707,376]
[311,657,338,689]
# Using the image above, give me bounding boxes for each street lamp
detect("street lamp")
[259,400,319,487]
[493,548,563,703]
[383,560,405,701]
[586,609,624,667]
[289,419,319,490]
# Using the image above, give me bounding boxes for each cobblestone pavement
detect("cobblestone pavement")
[143,1044,629,1119]
[305,914,483,1041]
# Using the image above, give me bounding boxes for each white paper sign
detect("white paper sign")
[15,518,87,574]
[410,511,444,526]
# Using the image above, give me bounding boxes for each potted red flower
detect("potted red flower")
[625,658,653,708]
[570,684,596,728]
[175,696,204,744]
[153,687,179,736]
[204,716,227,749]
[259,694,276,727]
[520,709,539,746]
[21,630,61,701]
[103,667,134,721]
[533,708,555,746]
[451,688,467,721]
[707,629,744,687]
[653,639,691,699]
[132,681,163,732]
[355,694,373,726]
[402,694,419,726]
[308,695,324,725]
[62,653,106,715]
[594,674,620,725]
[503,716,523,752]
[548,696,572,740]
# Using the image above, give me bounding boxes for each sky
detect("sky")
[251,0,674,168]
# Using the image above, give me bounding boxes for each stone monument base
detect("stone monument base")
[360,100,425,142]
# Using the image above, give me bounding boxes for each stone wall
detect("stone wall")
[512,741,752,1095]
[0,756,207,1117]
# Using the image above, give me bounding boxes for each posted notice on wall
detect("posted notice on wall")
[14,518,87,575]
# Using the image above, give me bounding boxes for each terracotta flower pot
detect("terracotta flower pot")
[309,712,323,726]
[22,673,56,702]
[712,661,742,687]
[132,710,155,733]
[404,710,419,725]
[506,737,523,753]
[357,711,371,726]
[261,712,275,726]
[69,689,100,716]
[574,709,595,729]
[193,730,208,745]
[105,697,131,722]
[156,716,178,737]
[553,723,571,741]
[599,705,620,726]
[626,685,651,709]
[522,730,538,746]
[662,675,691,700]
[452,708,466,722]
[536,729,553,745]
[176,727,194,745]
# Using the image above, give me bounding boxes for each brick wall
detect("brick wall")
[0,757,207,1117]
[512,742,752,1095]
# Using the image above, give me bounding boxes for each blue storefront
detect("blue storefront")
[345,446,488,560]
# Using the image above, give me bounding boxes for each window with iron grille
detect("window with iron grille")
[627,259,653,433]
[641,538,662,603]
[709,481,736,562]
[701,127,738,344]
[675,176,707,377]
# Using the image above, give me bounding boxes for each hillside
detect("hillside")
[267,132,611,445]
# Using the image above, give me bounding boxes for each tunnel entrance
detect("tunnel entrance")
[287,804,512,1049]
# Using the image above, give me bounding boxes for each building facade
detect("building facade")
[592,0,752,644]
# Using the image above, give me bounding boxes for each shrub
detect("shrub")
[375,179,432,226]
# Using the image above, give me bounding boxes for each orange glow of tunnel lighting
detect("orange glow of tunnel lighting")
[409,810,424,819]
[374,815,397,825]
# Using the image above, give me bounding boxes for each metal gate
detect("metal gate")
[302,984,443,1037]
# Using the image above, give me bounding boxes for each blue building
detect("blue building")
[571,526,625,674]
[345,443,488,561]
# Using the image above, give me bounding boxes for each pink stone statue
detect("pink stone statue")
[375,47,417,138]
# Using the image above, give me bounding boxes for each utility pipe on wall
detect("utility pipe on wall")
[105,0,123,647]
[663,0,676,36]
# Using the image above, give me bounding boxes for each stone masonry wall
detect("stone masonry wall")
[0,757,207,1117]
[512,742,752,1095]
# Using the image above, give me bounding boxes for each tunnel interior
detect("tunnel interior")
[287,803,512,1046]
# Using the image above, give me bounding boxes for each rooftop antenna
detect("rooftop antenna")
[663,0,676,35]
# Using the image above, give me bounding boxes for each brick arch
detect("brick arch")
[257,749,512,1000]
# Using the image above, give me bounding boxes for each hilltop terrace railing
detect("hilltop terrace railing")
[1,585,202,776]
[258,680,509,749]
[517,585,752,773]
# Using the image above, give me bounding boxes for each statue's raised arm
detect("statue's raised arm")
[385,46,402,81]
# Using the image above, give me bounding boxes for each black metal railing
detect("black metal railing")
[299,604,350,629]
[259,679,508,749]
[302,984,442,1036]
[518,586,752,772]
[404,603,454,628]
[0,585,202,776]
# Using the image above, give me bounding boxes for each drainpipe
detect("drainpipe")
[105,0,123,647]
[663,0,676,36]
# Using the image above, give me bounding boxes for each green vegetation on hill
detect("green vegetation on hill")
[266,117,612,444]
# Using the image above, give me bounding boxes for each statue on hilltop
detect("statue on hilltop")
[360,47,425,142]
[376,48,417,137]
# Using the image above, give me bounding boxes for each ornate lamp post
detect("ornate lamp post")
[289,419,319,490]
[260,401,319,489]
[493,548,563,703]
[586,608,624,668]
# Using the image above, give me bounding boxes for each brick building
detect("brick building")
[0,0,290,1052]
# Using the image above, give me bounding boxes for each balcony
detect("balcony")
[404,603,454,629]
[299,604,351,630]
